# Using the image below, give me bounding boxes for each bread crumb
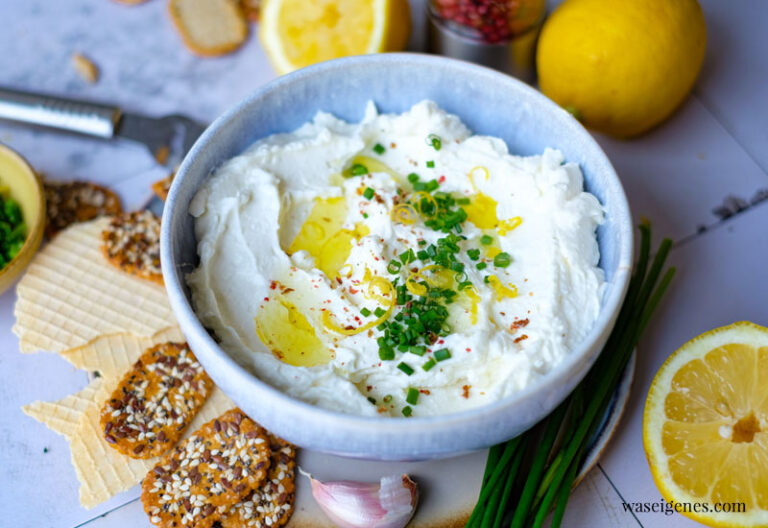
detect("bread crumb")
[71,53,99,84]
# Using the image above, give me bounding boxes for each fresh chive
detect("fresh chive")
[425,179,439,192]
[378,347,395,361]
[426,160,435,168]
[480,234,494,245]
[374,307,387,317]
[407,172,420,183]
[397,362,414,375]
[387,260,401,274]
[373,143,386,155]
[434,348,451,361]
[467,248,481,261]
[458,281,473,290]
[476,262,487,270]
[383,394,393,403]
[363,213,369,219]
[409,345,427,356]
[402,406,413,417]
[367,396,377,405]
[422,358,437,371]
[427,134,442,150]
[349,163,368,176]
[360,307,372,317]
[363,187,375,200]
[457,197,471,205]
[493,252,511,268]
[406,387,420,405]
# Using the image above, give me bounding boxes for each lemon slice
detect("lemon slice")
[643,321,768,527]
[259,0,411,75]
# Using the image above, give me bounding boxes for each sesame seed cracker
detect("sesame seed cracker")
[102,210,163,285]
[100,342,213,459]
[142,409,271,528]
[44,180,122,238]
[218,435,296,528]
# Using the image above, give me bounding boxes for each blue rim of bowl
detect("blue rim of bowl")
[161,53,634,441]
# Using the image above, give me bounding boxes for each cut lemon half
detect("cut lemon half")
[259,0,411,75]
[643,321,768,527]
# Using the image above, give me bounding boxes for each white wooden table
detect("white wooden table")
[1,1,767,527]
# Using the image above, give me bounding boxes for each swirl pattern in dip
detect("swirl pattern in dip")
[187,101,605,417]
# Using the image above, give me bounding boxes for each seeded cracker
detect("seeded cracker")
[152,173,175,202]
[101,342,214,459]
[219,435,295,528]
[102,210,163,285]
[142,409,271,528]
[44,180,122,238]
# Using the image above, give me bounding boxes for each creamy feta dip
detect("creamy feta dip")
[187,101,605,417]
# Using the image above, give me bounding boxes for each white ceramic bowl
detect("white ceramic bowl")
[161,53,633,460]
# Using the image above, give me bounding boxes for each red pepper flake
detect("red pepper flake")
[336,277,343,284]
[349,287,359,294]
[419,389,431,395]
[438,175,446,183]
[465,347,471,352]
[438,339,445,345]
[390,142,397,148]
[366,385,372,391]
[510,318,530,332]
[269,281,277,290]
[263,297,269,301]
[514,334,529,344]
[462,385,471,399]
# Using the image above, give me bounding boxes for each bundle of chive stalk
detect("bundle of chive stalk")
[467,223,675,528]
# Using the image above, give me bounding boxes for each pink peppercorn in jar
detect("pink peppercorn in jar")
[427,0,546,82]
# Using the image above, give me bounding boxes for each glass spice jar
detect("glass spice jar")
[427,0,547,82]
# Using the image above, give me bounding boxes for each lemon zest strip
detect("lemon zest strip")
[498,216,522,236]
[488,275,518,301]
[468,166,489,192]
[391,203,418,225]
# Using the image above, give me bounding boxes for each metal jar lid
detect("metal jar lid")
[426,8,543,84]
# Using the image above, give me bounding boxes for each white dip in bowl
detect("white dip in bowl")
[186,100,604,418]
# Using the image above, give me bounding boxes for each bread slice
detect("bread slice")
[169,0,248,57]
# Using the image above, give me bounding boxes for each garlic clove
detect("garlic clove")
[305,471,419,528]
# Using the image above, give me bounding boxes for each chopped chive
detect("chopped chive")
[480,234,494,245]
[413,181,426,191]
[426,160,435,168]
[458,280,473,290]
[406,388,420,405]
[476,261,488,270]
[374,307,387,317]
[373,143,386,155]
[349,163,368,176]
[383,394,393,403]
[378,347,395,361]
[467,248,481,261]
[434,348,451,362]
[457,197,471,205]
[484,275,490,283]
[399,248,415,264]
[397,362,414,375]
[422,358,437,371]
[425,179,439,192]
[407,172,420,183]
[402,406,413,417]
[363,187,375,200]
[387,260,402,274]
[409,345,427,356]
[427,134,442,150]
[418,239,427,246]
[363,213,369,219]
[360,307,372,317]
[367,396,377,405]
[494,252,511,268]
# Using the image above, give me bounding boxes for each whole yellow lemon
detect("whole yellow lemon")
[537,0,706,138]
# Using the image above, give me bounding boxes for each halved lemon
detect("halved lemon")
[643,321,768,527]
[259,0,411,75]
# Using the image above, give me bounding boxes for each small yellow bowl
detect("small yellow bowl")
[0,143,45,295]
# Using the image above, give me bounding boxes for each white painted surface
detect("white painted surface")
[1,1,767,527]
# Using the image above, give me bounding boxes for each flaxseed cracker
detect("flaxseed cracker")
[13,218,176,355]
[152,173,175,202]
[25,372,235,508]
[142,409,271,528]
[102,210,163,285]
[44,180,122,238]
[219,435,296,528]
[100,342,213,459]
